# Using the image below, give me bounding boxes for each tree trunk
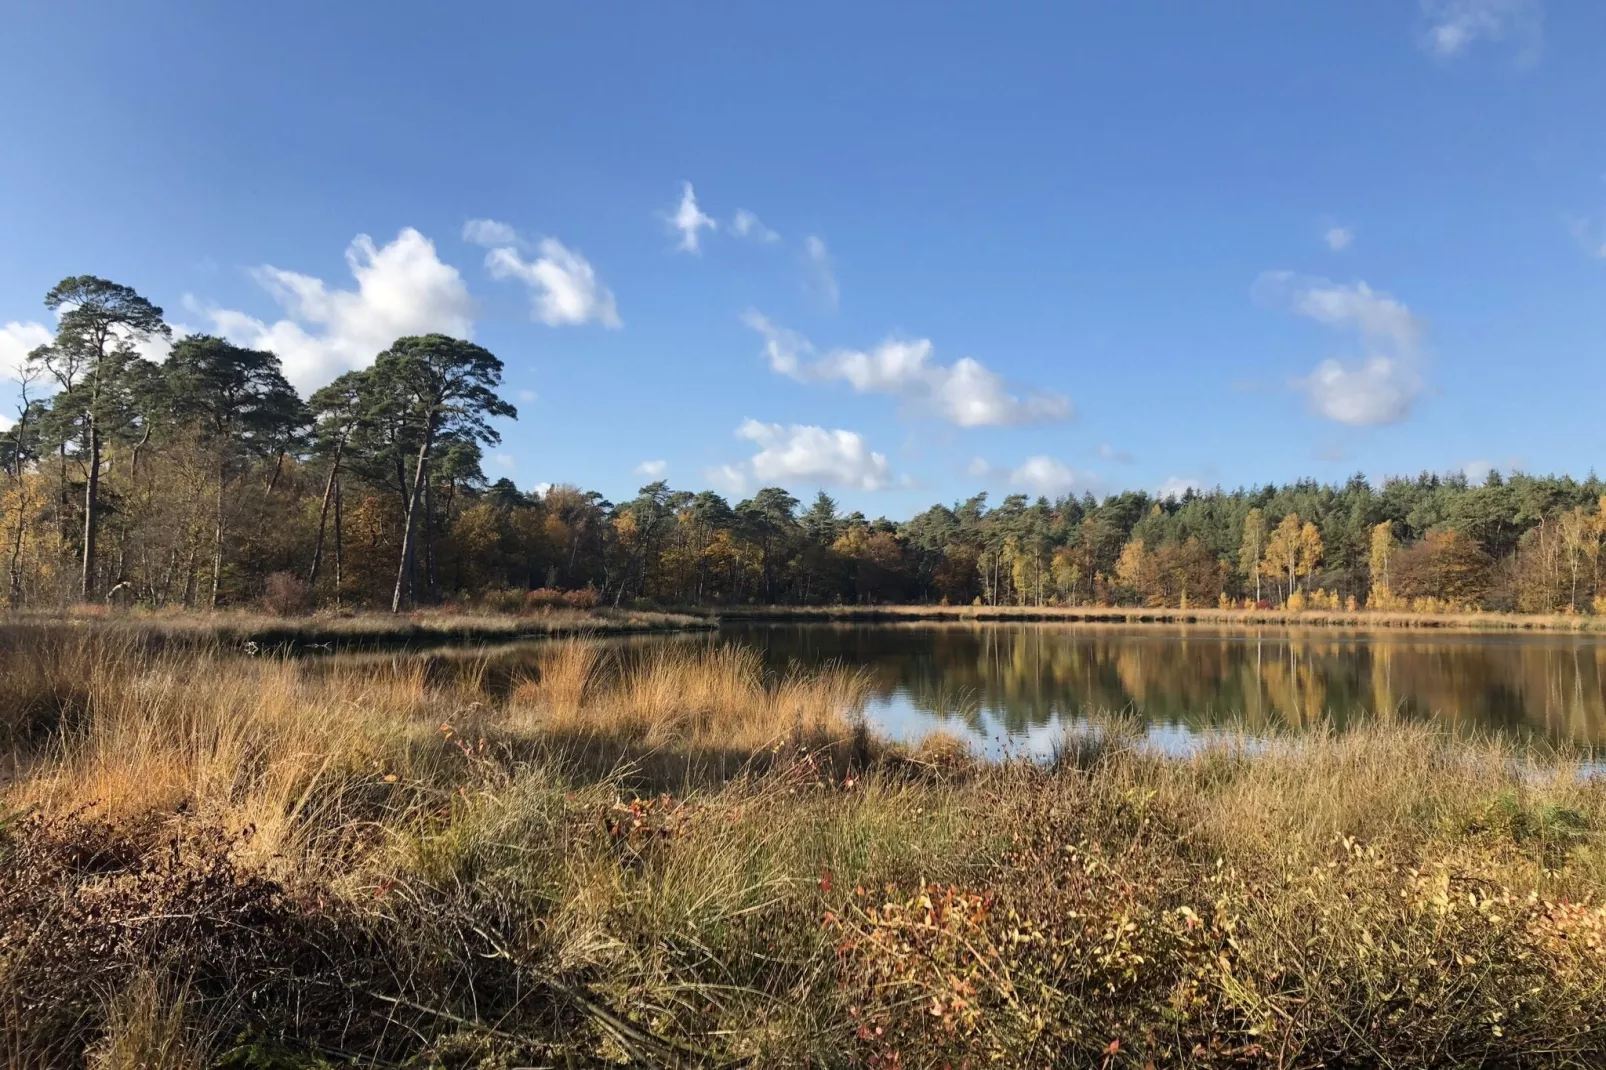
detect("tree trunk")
[333,477,344,609]
[80,423,100,601]
[391,432,433,613]
[263,447,286,495]
[307,442,344,588]
[210,461,226,610]
[423,472,437,603]
[7,480,27,607]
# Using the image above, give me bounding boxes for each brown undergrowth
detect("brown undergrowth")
[2,631,1605,1067]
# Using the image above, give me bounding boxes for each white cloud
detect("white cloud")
[741,310,812,377]
[204,228,475,392]
[0,412,12,433]
[1297,356,1422,426]
[668,182,716,253]
[1324,226,1354,251]
[1421,0,1542,58]
[704,463,749,496]
[1462,459,1495,483]
[486,239,621,329]
[531,482,553,499]
[1097,443,1134,464]
[517,388,539,403]
[967,456,992,477]
[635,459,668,479]
[1156,476,1204,500]
[463,218,520,248]
[802,235,839,312]
[1254,271,1428,426]
[713,419,891,492]
[1009,456,1098,498]
[1,321,52,381]
[745,312,1071,428]
[493,453,516,470]
[732,209,779,243]
[1254,272,1423,352]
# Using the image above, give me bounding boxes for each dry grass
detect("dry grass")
[3,632,1606,1066]
[0,604,711,655]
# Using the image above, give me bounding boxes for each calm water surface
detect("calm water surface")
[705,623,1606,755]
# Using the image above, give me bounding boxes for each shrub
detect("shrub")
[259,572,312,617]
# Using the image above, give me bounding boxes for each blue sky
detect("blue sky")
[2,0,1603,516]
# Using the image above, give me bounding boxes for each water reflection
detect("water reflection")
[717,623,1606,753]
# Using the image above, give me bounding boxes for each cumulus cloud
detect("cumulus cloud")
[1,321,53,381]
[1009,456,1098,497]
[1254,270,1428,426]
[1421,0,1542,59]
[635,459,668,479]
[1298,357,1423,425]
[486,239,621,329]
[203,228,475,392]
[708,419,890,494]
[744,312,1071,428]
[732,209,779,243]
[668,182,716,253]
[801,235,839,312]
[1324,226,1354,251]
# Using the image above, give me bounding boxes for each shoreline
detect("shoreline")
[703,603,1606,634]
[0,607,715,653]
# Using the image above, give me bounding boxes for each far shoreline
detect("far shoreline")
[700,603,1606,635]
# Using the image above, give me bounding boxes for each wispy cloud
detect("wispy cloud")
[732,209,779,243]
[667,182,716,254]
[1324,226,1354,251]
[635,459,668,479]
[744,312,1071,429]
[462,219,520,248]
[1568,215,1606,259]
[1420,0,1543,61]
[487,239,621,329]
[801,235,839,312]
[466,218,620,328]
[1097,443,1134,464]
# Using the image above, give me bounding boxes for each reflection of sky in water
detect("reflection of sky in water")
[868,692,1255,759]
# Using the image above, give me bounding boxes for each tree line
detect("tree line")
[3,275,1604,615]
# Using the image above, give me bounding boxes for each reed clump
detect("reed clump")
[3,634,1605,1067]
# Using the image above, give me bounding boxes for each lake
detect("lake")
[654,623,1606,755]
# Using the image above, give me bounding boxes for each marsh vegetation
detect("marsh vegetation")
[3,627,1606,1067]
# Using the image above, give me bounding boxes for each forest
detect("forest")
[5,275,1605,616]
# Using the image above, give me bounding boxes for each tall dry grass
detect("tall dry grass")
[3,632,1606,1066]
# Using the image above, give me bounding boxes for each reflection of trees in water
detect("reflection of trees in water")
[724,624,1606,744]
